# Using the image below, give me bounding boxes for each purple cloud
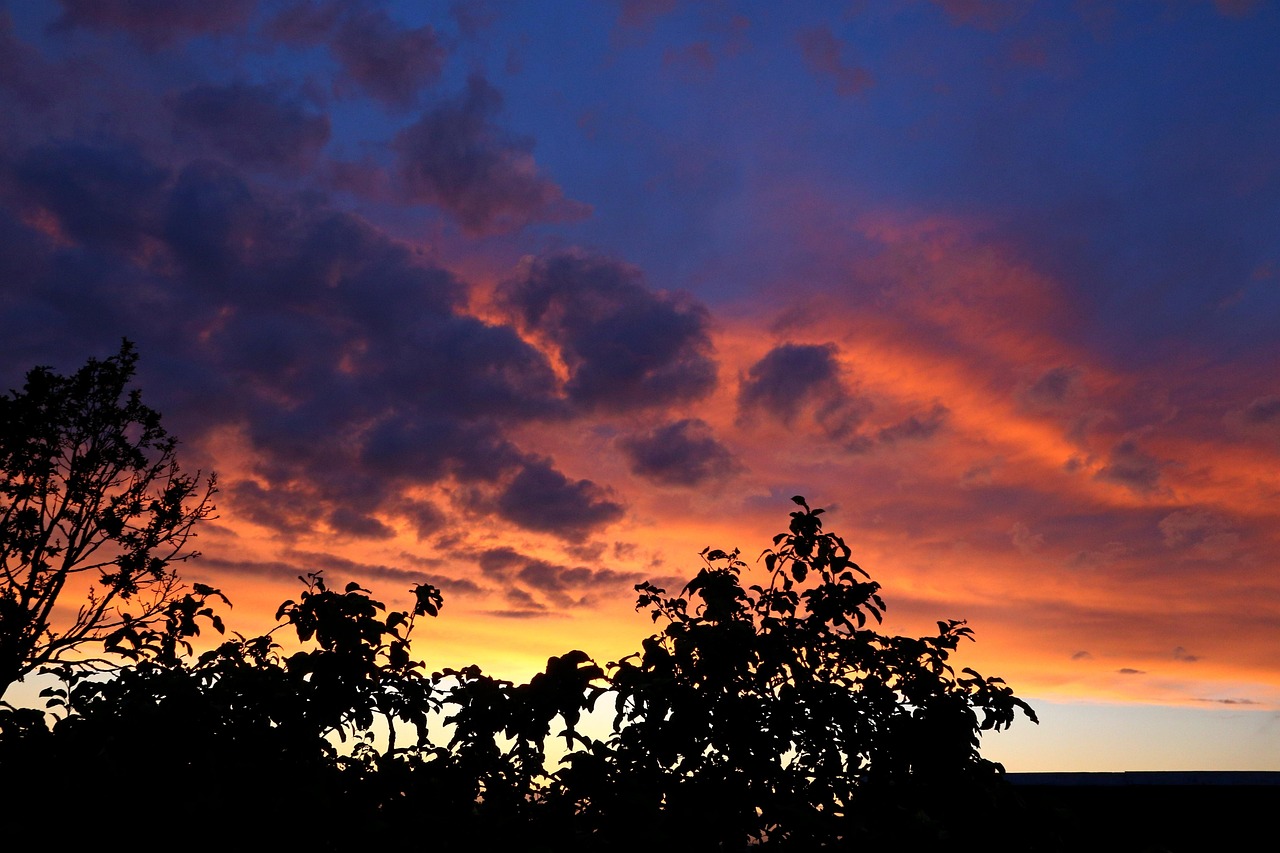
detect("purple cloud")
[494,458,625,540]
[171,82,331,172]
[1096,436,1164,494]
[392,76,588,233]
[1242,395,1280,425]
[795,25,873,97]
[52,0,255,48]
[14,141,168,250]
[475,545,646,610]
[332,7,448,108]
[877,403,949,444]
[619,418,740,486]
[1022,365,1082,407]
[737,342,869,441]
[499,249,718,411]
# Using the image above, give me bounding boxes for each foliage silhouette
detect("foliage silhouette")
[0,340,217,699]
[0,499,1040,849]
[556,495,1038,850]
[0,347,1044,848]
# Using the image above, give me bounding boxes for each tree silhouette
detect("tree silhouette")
[0,341,217,699]
[554,496,1039,849]
[0,344,1041,847]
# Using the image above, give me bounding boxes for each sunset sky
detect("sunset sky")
[2,0,1278,772]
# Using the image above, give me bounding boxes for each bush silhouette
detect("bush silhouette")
[0,348,1041,849]
[1,500,1037,849]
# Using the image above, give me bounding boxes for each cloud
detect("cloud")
[1242,395,1280,426]
[171,82,331,173]
[1172,646,1199,662]
[450,1,500,39]
[795,25,873,97]
[494,458,625,539]
[0,10,61,110]
[1116,668,1146,675]
[499,249,718,411]
[266,0,344,43]
[615,0,679,31]
[392,75,589,233]
[1022,365,1082,408]
[0,138,616,545]
[265,3,449,108]
[52,0,256,48]
[1010,521,1044,554]
[1212,0,1265,18]
[1158,510,1240,561]
[737,342,870,442]
[619,418,740,487]
[877,403,949,444]
[474,545,645,609]
[928,0,1029,30]
[1095,436,1164,494]
[13,141,168,250]
[1071,650,1092,660]
[331,7,449,108]
[197,552,483,599]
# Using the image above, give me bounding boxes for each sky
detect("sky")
[1,0,1278,772]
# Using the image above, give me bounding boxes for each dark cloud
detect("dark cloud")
[0,138,607,545]
[1116,668,1146,675]
[450,1,500,39]
[266,0,344,43]
[13,141,168,250]
[392,75,588,233]
[1172,646,1199,662]
[499,250,718,411]
[226,480,326,537]
[795,26,873,97]
[1158,510,1236,558]
[738,342,842,422]
[52,0,255,48]
[1071,650,1092,660]
[1023,366,1082,407]
[877,403,949,444]
[327,506,396,539]
[0,11,60,110]
[1212,0,1265,18]
[332,8,448,108]
[485,608,556,620]
[266,3,448,108]
[1096,437,1164,494]
[619,418,740,487]
[737,342,869,441]
[616,0,679,30]
[928,0,1029,30]
[494,458,625,539]
[1242,395,1280,425]
[172,82,331,172]
[197,552,482,599]
[284,549,484,597]
[161,159,271,279]
[474,545,645,609]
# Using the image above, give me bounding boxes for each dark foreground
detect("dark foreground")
[1007,771,1280,852]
